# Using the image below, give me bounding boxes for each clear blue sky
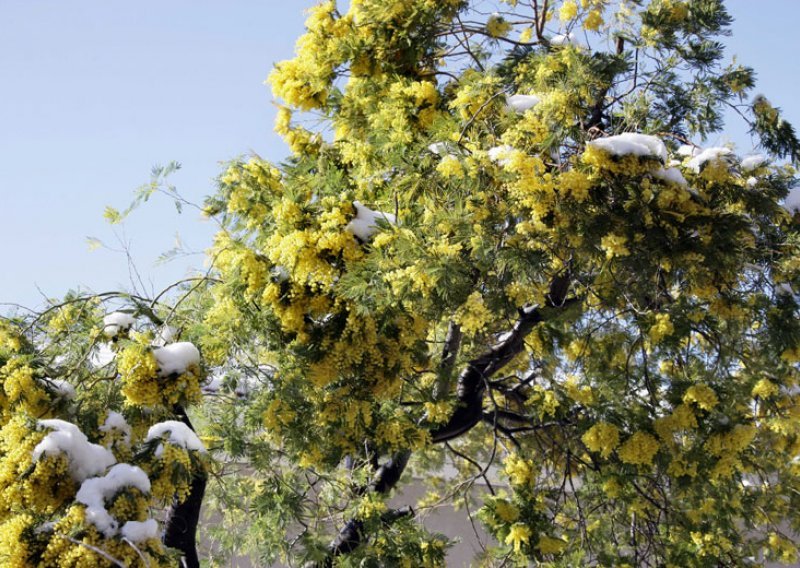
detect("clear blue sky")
[1,1,798,309]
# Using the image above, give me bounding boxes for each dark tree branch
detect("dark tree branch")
[431,269,575,444]
[323,507,414,566]
[163,405,207,568]
[434,321,462,401]
[326,520,362,560]
[318,450,412,566]
[371,450,411,494]
[317,272,576,566]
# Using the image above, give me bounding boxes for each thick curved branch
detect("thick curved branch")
[429,306,544,443]
[318,273,575,565]
[163,405,207,568]
[433,321,462,401]
[432,271,574,444]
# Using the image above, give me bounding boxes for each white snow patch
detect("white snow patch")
[783,186,800,215]
[44,378,76,400]
[345,201,396,242]
[120,519,159,543]
[427,142,450,155]
[741,475,757,488]
[677,144,701,157]
[271,266,290,283]
[741,154,767,172]
[152,342,200,377]
[103,312,135,338]
[746,176,758,188]
[652,167,688,187]
[146,421,205,458]
[588,133,668,163]
[495,331,513,344]
[202,375,224,394]
[33,420,116,482]
[687,147,733,173]
[76,464,151,538]
[203,374,260,397]
[99,411,132,446]
[550,33,577,46]
[34,522,55,535]
[487,145,515,166]
[505,94,541,113]
[152,325,177,347]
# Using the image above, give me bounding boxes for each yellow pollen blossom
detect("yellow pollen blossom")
[505,523,531,553]
[583,9,603,30]
[601,233,630,259]
[683,384,719,411]
[560,0,578,21]
[649,313,674,344]
[617,432,660,466]
[582,422,620,458]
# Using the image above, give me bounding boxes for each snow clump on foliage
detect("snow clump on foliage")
[346,201,396,242]
[99,411,132,445]
[153,342,200,377]
[75,464,152,538]
[505,94,541,113]
[741,154,767,171]
[686,147,733,173]
[677,144,701,157]
[652,167,688,186]
[103,311,135,338]
[32,419,117,482]
[588,132,668,163]
[120,519,159,543]
[488,145,515,166]
[146,420,205,457]
[43,378,76,400]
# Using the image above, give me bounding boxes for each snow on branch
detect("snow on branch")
[588,133,668,163]
[32,419,116,482]
[686,147,734,173]
[741,154,768,172]
[43,378,76,400]
[488,145,515,166]
[146,420,206,457]
[651,167,688,187]
[153,342,200,377]
[76,463,154,540]
[99,411,132,446]
[103,311,135,338]
[346,201,396,242]
[505,94,541,113]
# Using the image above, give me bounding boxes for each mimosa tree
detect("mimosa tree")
[3,0,800,566]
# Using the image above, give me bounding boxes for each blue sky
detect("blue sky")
[1,1,799,309]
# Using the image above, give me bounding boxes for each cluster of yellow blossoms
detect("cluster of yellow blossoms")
[0,306,209,566]
[117,341,202,408]
[195,0,800,564]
